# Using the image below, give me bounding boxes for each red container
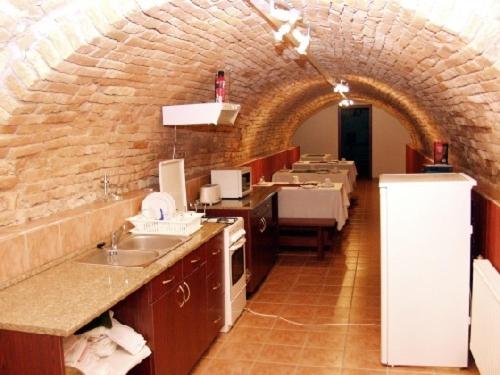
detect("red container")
[215,70,225,102]
[433,141,449,164]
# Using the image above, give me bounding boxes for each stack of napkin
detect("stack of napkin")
[63,312,151,375]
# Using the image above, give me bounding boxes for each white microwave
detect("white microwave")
[211,167,252,199]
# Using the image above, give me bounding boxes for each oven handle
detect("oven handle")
[229,237,246,252]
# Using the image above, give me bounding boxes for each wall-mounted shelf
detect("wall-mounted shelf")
[162,103,241,126]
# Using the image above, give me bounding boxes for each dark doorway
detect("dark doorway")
[339,105,372,178]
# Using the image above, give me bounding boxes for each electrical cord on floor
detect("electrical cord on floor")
[243,307,379,327]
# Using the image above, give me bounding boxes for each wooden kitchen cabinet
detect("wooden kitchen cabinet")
[206,186,278,293]
[0,229,224,375]
[114,232,223,375]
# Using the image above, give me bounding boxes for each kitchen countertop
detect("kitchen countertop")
[205,185,279,210]
[0,223,225,337]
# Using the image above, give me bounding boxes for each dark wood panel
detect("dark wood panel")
[0,330,65,375]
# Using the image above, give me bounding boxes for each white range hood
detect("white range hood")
[162,103,240,126]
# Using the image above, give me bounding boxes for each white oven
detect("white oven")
[206,217,246,332]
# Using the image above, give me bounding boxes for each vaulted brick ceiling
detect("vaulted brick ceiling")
[0,0,498,226]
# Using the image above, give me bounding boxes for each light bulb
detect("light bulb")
[334,80,350,93]
[273,23,292,42]
[339,99,354,107]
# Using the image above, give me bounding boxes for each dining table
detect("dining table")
[277,183,350,258]
[272,169,354,195]
[300,153,334,161]
[292,160,357,187]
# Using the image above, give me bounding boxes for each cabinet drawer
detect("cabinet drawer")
[206,235,224,276]
[207,302,224,340]
[207,271,224,307]
[150,261,182,304]
[183,245,206,276]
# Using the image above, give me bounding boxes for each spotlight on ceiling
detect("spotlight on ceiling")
[269,0,302,24]
[273,23,292,43]
[334,80,350,93]
[293,25,310,55]
[339,99,354,107]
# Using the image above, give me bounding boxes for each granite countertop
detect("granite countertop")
[0,223,225,337]
[206,185,280,211]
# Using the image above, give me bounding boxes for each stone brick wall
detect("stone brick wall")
[0,0,498,227]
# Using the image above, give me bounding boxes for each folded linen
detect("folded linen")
[107,318,147,355]
[99,346,152,375]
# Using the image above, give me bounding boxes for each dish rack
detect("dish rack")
[127,212,204,236]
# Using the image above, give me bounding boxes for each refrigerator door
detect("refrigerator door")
[380,174,475,367]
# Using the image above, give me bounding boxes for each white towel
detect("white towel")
[99,346,152,375]
[89,335,118,358]
[63,335,88,366]
[108,318,147,355]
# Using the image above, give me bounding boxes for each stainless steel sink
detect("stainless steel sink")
[77,234,190,267]
[78,249,160,267]
[118,234,188,251]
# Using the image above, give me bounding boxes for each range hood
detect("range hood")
[162,103,240,126]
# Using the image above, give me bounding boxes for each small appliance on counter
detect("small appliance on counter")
[211,167,252,199]
[199,184,221,205]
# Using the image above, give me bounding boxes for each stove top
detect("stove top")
[204,217,239,224]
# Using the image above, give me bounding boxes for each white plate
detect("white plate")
[300,184,316,189]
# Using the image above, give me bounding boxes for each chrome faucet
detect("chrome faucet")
[110,224,126,254]
[103,174,121,201]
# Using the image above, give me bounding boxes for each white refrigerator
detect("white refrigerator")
[379,173,476,367]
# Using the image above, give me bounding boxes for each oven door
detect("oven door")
[229,237,246,294]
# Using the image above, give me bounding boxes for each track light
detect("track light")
[339,99,354,107]
[334,80,350,93]
[292,25,310,55]
[270,0,302,24]
[273,23,292,42]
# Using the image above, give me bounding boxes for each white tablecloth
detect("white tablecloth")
[278,184,349,230]
[272,169,353,195]
[300,153,334,161]
[292,160,357,187]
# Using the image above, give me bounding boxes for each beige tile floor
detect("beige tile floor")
[193,180,479,375]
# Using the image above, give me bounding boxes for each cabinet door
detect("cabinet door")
[181,263,208,374]
[152,283,184,375]
[249,199,276,292]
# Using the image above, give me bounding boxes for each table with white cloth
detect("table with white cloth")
[272,169,354,195]
[277,184,350,258]
[292,160,358,187]
[300,153,334,161]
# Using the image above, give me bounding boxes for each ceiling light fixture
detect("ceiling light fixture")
[339,99,354,107]
[269,0,310,56]
[292,25,310,55]
[269,0,301,24]
[335,79,354,107]
[273,23,292,43]
[333,80,349,93]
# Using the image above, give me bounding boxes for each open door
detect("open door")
[339,105,372,178]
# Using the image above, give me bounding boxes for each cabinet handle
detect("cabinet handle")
[162,276,175,285]
[211,249,221,256]
[213,316,222,324]
[183,281,191,302]
[176,285,185,308]
[190,257,201,264]
[212,282,221,291]
[259,217,267,233]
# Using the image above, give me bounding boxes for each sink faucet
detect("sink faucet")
[110,224,127,253]
[103,174,121,201]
